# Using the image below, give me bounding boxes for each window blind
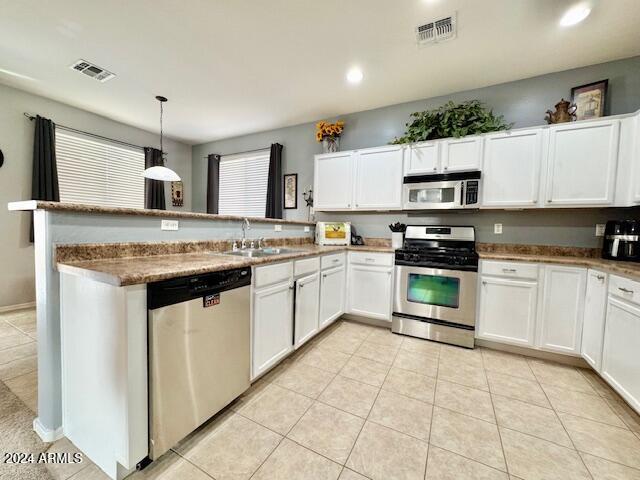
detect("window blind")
[218,150,270,217]
[55,130,145,209]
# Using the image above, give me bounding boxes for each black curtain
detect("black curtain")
[266,143,283,219]
[207,154,221,214]
[30,115,59,242]
[144,147,166,210]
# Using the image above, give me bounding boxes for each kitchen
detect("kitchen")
[2,2,640,480]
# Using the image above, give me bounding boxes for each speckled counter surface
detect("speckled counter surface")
[57,243,394,286]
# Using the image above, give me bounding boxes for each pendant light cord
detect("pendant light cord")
[159,100,164,157]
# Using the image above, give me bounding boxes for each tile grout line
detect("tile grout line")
[423,340,439,480]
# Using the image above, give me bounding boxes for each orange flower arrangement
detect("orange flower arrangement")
[315,120,345,142]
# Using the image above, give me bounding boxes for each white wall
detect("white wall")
[0,83,192,308]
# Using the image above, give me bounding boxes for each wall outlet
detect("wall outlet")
[304,226,310,232]
[494,223,503,234]
[161,219,179,231]
[595,224,606,236]
[274,224,282,232]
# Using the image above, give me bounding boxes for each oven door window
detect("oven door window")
[408,186,455,205]
[407,273,460,308]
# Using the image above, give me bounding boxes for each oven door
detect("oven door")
[393,265,477,327]
[403,180,463,210]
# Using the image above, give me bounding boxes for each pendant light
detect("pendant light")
[142,95,181,181]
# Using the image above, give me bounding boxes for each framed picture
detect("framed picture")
[283,173,297,209]
[171,181,184,207]
[571,79,608,121]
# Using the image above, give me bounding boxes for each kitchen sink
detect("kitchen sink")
[221,247,301,257]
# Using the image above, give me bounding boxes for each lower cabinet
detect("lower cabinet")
[602,294,640,412]
[252,280,294,379]
[347,264,393,321]
[319,266,345,330]
[581,270,608,371]
[477,276,538,347]
[294,272,320,348]
[537,265,586,355]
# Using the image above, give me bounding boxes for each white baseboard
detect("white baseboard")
[0,301,36,313]
[33,417,64,443]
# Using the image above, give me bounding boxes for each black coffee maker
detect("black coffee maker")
[602,220,640,262]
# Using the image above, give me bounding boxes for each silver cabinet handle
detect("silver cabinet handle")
[432,167,437,171]
[299,283,305,288]
[289,284,295,290]
[332,259,340,263]
[443,166,448,170]
[618,287,634,294]
[322,274,327,278]
[595,274,605,281]
[482,280,487,285]
[365,258,375,262]
[502,268,517,273]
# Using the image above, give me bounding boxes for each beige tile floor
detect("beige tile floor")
[2,310,640,480]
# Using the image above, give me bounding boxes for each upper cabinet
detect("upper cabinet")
[404,141,440,175]
[544,119,620,206]
[441,136,483,172]
[354,146,404,210]
[481,129,544,208]
[314,151,354,210]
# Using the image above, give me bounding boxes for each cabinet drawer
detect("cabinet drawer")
[321,253,345,270]
[609,275,640,305]
[349,251,393,267]
[254,262,293,288]
[481,260,538,280]
[294,256,320,277]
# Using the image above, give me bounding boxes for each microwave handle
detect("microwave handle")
[461,181,466,206]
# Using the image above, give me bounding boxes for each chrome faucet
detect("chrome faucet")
[241,218,251,249]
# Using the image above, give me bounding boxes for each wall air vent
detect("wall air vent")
[69,59,116,82]
[416,13,456,46]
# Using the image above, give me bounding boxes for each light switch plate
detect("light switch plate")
[274,225,282,232]
[595,224,606,236]
[161,219,179,231]
[494,223,503,234]
[304,226,310,232]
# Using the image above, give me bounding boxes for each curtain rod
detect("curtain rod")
[202,146,271,159]
[24,112,146,151]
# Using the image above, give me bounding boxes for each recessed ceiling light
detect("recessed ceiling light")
[346,67,364,84]
[560,3,591,27]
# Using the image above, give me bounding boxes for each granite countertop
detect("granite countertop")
[57,244,394,286]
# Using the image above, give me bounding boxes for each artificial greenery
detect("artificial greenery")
[391,100,512,144]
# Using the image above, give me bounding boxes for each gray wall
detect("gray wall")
[192,55,640,244]
[0,83,192,307]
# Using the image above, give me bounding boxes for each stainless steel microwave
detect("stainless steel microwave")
[402,171,481,210]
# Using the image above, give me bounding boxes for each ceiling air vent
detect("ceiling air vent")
[69,59,116,82]
[416,13,456,46]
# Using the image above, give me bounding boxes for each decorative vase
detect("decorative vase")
[391,232,404,250]
[322,136,340,153]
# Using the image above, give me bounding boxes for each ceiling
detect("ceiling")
[1,0,640,145]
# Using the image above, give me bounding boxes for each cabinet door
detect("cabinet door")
[347,265,393,321]
[319,266,345,330]
[481,129,543,207]
[538,265,586,355]
[405,142,440,175]
[545,119,620,206]
[314,151,354,210]
[581,270,608,371]
[602,297,640,412]
[354,146,404,210]
[294,272,320,348]
[441,136,482,172]
[252,281,293,378]
[477,276,538,347]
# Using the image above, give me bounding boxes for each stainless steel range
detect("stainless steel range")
[392,225,478,348]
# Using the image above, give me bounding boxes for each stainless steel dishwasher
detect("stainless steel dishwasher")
[147,267,251,459]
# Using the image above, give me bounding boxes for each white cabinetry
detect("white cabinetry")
[442,136,483,172]
[252,279,294,378]
[545,119,620,206]
[314,151,353,210]
[481,129,543,208]
[354,146,404,209]
[477,274,538,347]
[581,270,608,371]
[294,272,320,348]
[602,276,640,412]
[537,265,586,355]
[319,265,345,330]
[347,252,393,322]
[405,142,440,175]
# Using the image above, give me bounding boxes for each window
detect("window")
[56,130,145,209]
[218,149,270,217]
